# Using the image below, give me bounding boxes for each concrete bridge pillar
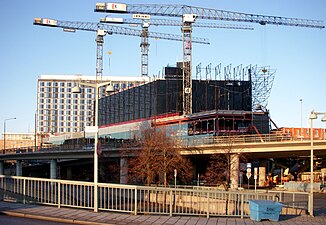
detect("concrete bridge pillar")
[230,154,240,190]
[0,161,3,175]
[120,157,128,184]
[16,160,22,176]
[50,159,57,179]
[67,167,72,180]
[259,166,266,187]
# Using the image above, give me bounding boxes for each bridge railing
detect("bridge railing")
[1,133,317,154]
[0,175,308,218]
[176,134,302,147]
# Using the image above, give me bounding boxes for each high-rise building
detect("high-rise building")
[37,75,150,135]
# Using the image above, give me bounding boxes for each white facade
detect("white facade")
[37,75,151,135]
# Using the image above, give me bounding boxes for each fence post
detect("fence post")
[58,182,61,208]
[240,194,244,219]
[134,187,137,215]
[207,192,210,218]
[23,179,26,204]
[292,193,295,208]
[169,190,173,216]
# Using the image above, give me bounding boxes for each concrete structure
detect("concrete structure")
[1,137,326,185]
[36,75,151,135]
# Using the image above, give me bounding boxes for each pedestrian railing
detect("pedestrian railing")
[0,175,308,218]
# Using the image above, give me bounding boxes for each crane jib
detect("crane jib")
[95,3,324,29]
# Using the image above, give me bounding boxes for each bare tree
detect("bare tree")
[203,135,246,190]
[127,123,193,186]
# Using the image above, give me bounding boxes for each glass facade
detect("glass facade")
[98,79,252,127]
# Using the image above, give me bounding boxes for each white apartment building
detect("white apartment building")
[37,75,150,135]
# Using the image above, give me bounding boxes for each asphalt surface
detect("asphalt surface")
[0,193,325,225]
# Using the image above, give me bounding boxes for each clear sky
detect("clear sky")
[0,0,325,136]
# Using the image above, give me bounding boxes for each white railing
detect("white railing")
[0,175,307,218]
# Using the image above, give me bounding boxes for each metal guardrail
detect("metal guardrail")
[0,175,308,218]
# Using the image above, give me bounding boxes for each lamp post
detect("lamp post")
[308,111,326,216]
[3,117,16,154]
[73,80,114,212]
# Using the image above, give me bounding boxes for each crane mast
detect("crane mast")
[96,30,105,80]
[140,21,150,77]
[182,14,196,115]
[95,2,324,115]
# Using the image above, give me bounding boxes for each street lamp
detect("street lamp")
[3,117,16,154]
[309,111,326,216]
[73,80,114,212]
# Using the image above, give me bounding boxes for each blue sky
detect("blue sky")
[0,0,325,135]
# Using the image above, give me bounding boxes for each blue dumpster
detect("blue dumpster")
[248,200,283,222]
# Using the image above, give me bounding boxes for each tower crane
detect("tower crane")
[33,18,209,82]
[100,16,253,77]
[95,3,324,115]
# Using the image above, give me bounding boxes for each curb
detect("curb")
[2,210,114,225]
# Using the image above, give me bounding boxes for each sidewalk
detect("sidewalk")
[1,201,326,225]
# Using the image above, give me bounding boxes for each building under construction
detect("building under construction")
[98,63,272,138]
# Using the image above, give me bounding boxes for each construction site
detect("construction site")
[10,3,325,189]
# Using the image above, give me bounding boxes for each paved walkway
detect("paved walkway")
[0,194,326,225]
